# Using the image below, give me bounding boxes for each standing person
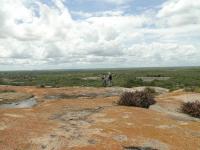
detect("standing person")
[102,74,107,87]
[107,72,113,87]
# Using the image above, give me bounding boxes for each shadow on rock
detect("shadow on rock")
[124,146,158,150]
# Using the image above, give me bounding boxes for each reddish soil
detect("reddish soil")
[0,86,199,150]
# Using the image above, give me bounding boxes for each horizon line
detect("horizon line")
[1,65,200,72]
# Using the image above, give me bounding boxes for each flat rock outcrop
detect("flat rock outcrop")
[0,86,199,150]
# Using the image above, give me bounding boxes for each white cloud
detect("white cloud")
[157,0,200,27]
[71,10,124,19]
[0,0,199,70]
[102,0,131,5]
[83,0,133,5]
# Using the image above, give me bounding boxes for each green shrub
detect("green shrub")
[123,78,143,88]
[36,84,46,88]
[184,86,200,93]
[144,87,156,95]
[117,91,156,108]
[181,101,200,118]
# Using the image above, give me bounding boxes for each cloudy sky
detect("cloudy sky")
[0,0,200,70]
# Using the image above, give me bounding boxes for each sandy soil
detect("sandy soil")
[0,86,199,150]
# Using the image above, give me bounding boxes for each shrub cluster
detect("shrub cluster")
[117,90,156,108]
[144,87,156,95]
[184,86,200,93]
[181,101,200,118]
[123,78,144,88]
[37,84,45,88]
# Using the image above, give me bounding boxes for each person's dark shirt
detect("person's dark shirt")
[108,75,112,80]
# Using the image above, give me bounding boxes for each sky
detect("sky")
[0,0,200,70]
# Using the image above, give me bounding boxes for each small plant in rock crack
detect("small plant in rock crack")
[181,101,200,118]
[117,90,156,108]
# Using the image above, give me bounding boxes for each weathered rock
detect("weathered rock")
[0,86,199,150]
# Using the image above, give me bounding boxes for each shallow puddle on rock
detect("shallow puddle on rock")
[44,92,120,100]
[0,97,37,109]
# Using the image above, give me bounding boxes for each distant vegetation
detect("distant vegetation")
[117,90,156,108]
[181,101,200,118]
[0,67,200,90]
[184,86,200,93]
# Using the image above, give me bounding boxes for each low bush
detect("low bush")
[181,101,200,118]
[144,87,156,95]
[184,86,200,93]
[37,84,45,88]
[123,78,144,88]
[117,90,156,108]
